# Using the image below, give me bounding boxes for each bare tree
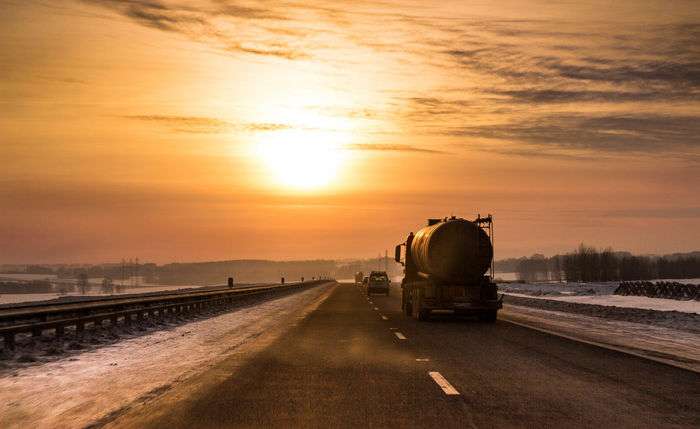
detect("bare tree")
[101,276,114,294]
[77,272,89,295]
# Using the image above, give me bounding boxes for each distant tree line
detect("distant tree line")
[513,245,700,282]
[12,258,401,286]
[56,263,158,282]
[335,258,402,280]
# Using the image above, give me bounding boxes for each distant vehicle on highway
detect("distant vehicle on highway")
[354,271,364,285]
[366,271,390,296]
[394,215,502,322]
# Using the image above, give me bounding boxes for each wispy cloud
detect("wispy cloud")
[83,1,700,160]
[448,114,700,156]
[346,143,447,154]
[123,115,290,133]
[82,0,306,59]
[224,42,309,60]
[489,89,697,104]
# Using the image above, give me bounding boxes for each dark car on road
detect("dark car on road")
[366,271,390,295]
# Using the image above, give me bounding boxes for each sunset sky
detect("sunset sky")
[1,0,699,264]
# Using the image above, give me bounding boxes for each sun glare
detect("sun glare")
[255,129,347,190]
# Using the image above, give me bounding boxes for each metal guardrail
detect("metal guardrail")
[1,280,332,350]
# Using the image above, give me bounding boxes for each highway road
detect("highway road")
[115,282,699,428]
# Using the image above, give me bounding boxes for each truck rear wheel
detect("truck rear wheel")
[478,310,497,323]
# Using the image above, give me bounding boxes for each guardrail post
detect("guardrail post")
[32,327,42,337]
[77,321,85,333]
[55,325,64,337]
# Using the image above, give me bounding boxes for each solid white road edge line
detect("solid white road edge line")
[429,371,460,395]
[501,316,700,373]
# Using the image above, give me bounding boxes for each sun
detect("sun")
[255,129,347,190]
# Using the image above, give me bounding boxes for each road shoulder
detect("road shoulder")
[501,304,700,372]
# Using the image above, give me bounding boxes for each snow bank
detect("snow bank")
[502,294,700,335]
[499,280,699,314]
[499,281,619,296]
[504,292,700,314]
[502,305,700,372]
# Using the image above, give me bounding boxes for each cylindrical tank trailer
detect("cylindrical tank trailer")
[410,218,493,284]
[395,216,501,322]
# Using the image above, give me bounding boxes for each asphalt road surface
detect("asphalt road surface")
[128,282,699,428]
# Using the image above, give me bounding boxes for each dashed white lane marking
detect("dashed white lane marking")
[381,315,388,320]
[394,332,407,340]
[389,327,397,330]
[416,358,430,362]
[373,307,379,311]
[429,371,460,395]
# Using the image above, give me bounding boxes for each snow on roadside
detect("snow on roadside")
[503,292,700,314]
[501,305,700,372]
[0,283,334,429]
[0,286,199,306]
[499,281,619,296]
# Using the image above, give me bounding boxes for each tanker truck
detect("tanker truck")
[394,215,502,322]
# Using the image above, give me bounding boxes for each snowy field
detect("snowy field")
[499,280,699,314]
[0,274,58,281]
[504,292,700,314]
[493,272,518,281]
[0,285,204,306]
[498,281,619,295]
[0,283,335,429]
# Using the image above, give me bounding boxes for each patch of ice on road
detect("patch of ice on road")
[0,284,333,429]
[503,292,700,314]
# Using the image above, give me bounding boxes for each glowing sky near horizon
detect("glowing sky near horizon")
[1,0,699,263]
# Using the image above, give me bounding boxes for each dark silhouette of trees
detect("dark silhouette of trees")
[514,245,700,282]
[516,254,548,282]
